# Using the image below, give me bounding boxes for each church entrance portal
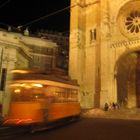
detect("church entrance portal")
[116,52,140,108]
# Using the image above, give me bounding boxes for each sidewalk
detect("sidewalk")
[82,108,140,120]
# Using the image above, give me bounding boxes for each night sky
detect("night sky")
[0,0,70,33]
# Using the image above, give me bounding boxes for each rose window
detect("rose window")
[125,11,140,33]
[117,1,140,38]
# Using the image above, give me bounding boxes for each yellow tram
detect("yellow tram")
[3,70,81,126]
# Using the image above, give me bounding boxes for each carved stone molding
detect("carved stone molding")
[70,29,83,48]
[110,38,140,49]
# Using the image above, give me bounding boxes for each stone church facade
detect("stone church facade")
[69,0,140,108]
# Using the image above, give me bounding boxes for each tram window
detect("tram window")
[44,86,57,103]
[67,89,71,101]
[10,84,46,102]
[54,87,63,102]
[59,92,64,102]
[56,92,65,102]
[70,89,78,102]
[10,82,79,103]
[64,89,68,102]
[52,87,72,103]
[44,86,57,97]
[46,96,55,103]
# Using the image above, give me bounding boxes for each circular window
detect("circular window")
[125,11,140,33]
[117,1,140,38]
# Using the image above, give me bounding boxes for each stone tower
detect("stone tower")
[69,0,140,108]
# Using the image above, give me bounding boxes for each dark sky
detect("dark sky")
[0,0,70,33]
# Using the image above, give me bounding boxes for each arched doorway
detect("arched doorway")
[116,51,140,108]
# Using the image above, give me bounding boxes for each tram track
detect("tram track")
[0,125,29,139]
[0,117,81,139]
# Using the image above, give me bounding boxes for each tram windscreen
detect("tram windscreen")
[9,83,46,102]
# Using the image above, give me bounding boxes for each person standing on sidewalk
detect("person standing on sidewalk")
[104,103,109,111]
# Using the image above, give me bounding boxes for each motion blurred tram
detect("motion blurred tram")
[3,70,81,128]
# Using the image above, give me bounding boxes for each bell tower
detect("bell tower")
[69,0,101,108]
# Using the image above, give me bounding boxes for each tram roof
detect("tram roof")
[9,69,79,87]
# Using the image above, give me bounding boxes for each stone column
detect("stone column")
[99,0,112,108]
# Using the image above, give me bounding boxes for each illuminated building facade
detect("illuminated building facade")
[69,0,140,108]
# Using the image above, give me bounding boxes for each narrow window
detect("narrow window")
[94,29,96,40]
[90,28,96,42]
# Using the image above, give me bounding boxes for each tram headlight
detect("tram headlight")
[14,89,21,93]
[32,83,43,88]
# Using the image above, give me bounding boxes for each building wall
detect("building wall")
[37,31,69,70]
